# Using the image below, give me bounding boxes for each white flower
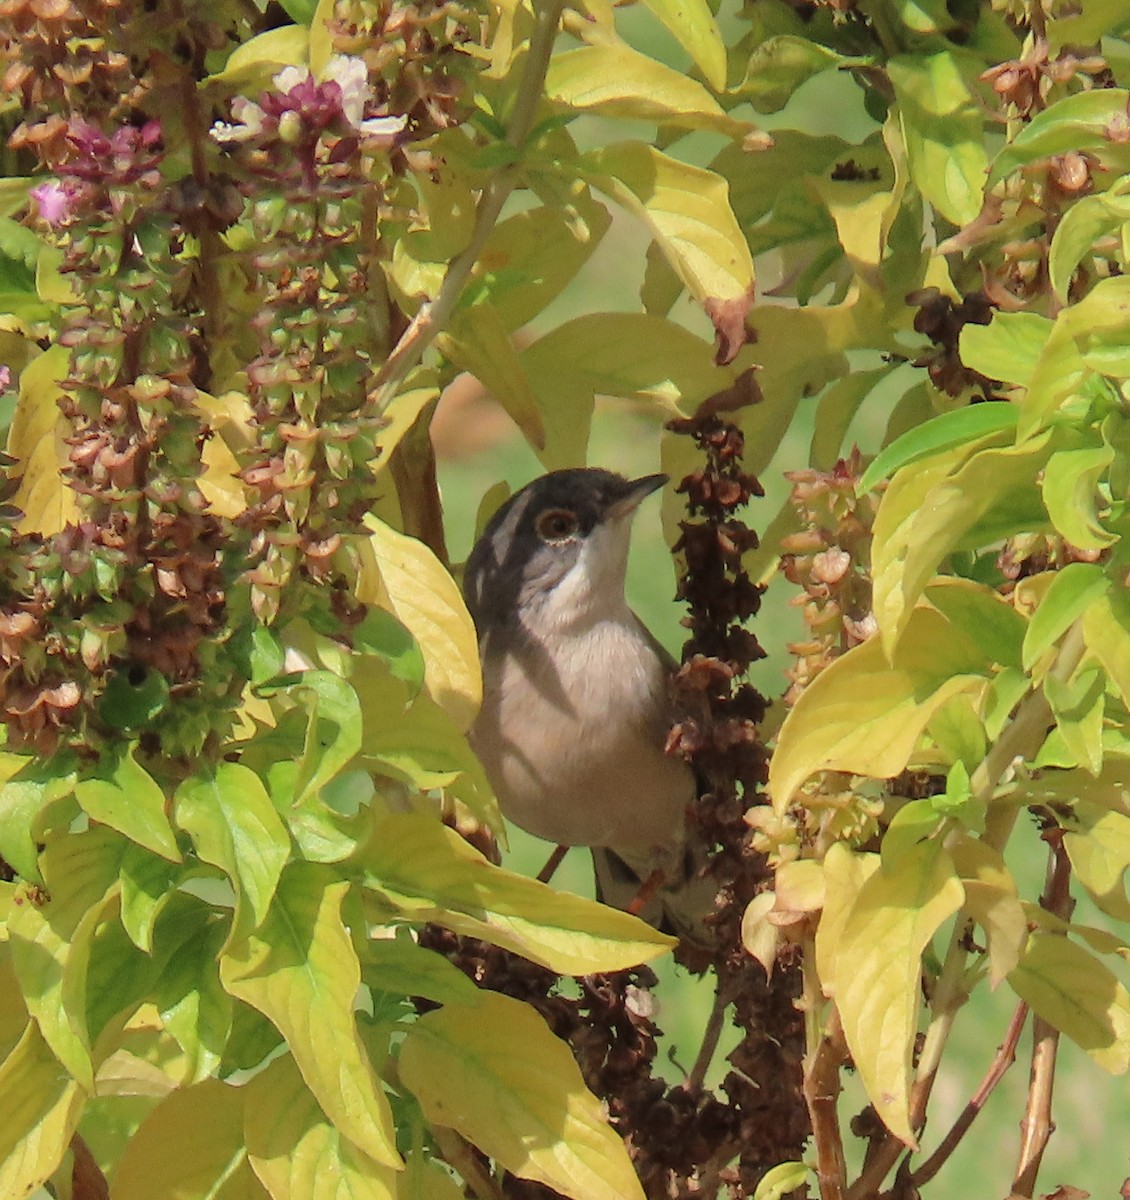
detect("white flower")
[272,65,310,94]
[324,54,372,127]
[357,114,408,139]
[210,97,266,144]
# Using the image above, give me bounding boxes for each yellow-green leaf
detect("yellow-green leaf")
[174,762,290,945]
[815,844,880,986]
[584,143,754,304]
[204,24,308,90]
[437,304,545,449]
[770,606,989,811]
[7,826,124,1090]
[546,42,749,138]
[1083,590,1130,708]
[400,989,645,1200]
[358,515,481,731]
[831,841,964,1145]
[641,0,726,90]
[359,813,674,974]
[220,863,401,1169]
[950,836,1027,986]
[245,1052,398,1200]
[0,1023,84,1198]
[1063,801,1130,922]
[7,345,75,537]
[1008,932,1130,1073]
[76,748,181,862]
[113,1077,269,1200]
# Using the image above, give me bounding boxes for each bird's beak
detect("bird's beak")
[607,473,668,520]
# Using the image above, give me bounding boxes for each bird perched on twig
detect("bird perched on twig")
[463,468,710,939]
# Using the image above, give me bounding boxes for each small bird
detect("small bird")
[463,468,705,934]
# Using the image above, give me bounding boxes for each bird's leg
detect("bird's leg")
[626,866,667,916]
[536,843,570,883]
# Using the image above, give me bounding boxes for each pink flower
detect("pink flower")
[30,179,71,226]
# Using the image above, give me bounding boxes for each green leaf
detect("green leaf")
[1045,663,1106,777]
[859,403,1018,492]
[358,516,482,731]
[958,312,1053,389]
[245,1051,398,1199]
[736,37,867,114]
[811,367,890,471]
[7,826,124,1089]
[204,23,309,90]
[1008,931,1130,1073]
[950,837,1027,986]
[1021,562,1110,671]
[113,1078,268,1200]
[770,606,990,811]
[888,52,989,226]
[174,762,290,946]
[1083,589,1130,708]
[1041,443,1117,551]
[924,578,1026,670]
[364,935,483,1008]
[84,902,162,1055]
[519,312,729,467]
[642,0,726,89]
[438,303,546,450]
[220,862,401,1168]
[277,0,316,23]
[753,1161,814,1200]
[119,842,180,953]
[872,431,1054,649]
[1063,801,1130,923]
[831,840,964,1144]
[0,752,74,883]
[7,345,74,537]
[359,813,675,973]
[1048,187,1130,302]
[0,1023,84,1197]
[583,143,754,305]
[76,748,180,861]
[352,607,425,693]
[988,90,1130,188]
[400,989,645,1200]
[156,912,233,1084]
[262,671,363,806]
[545,42,751,138]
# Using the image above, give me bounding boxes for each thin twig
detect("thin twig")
[1012,830,1074,1198]
[685,981,733,1094]
[804,1007,849,1200]
[433,1127,508,1200]
[536,843,569,884]
[910,1001,1029,1187]
[368,0,567,414]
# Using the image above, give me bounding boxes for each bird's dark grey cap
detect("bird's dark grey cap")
[463,468,666,627]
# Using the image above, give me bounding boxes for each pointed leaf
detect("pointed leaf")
[1008,931,1130,1073]
[1083,590,1130,709]
[1063,801,1130,922]
[0,752,74,883]
[7,826,124,1088]
[7,345,76,537]
[831,841,964,1144]
[958,312,1053,389]
[950,837,1027,985]
[1021,562,1109,671]
[220,863,401,1168]
[359,813,674,973]
[642,0,726,90]
[770,606,989,811]
[546,43,750,138]
[0,1023,84,1197]
[358,516,482,731]
[245,1052,398,1199]
[584,143,754,304]
[113,1077,269,1200]
[76,748,180,861]
[174,762,290,945]
[119,841,179,952]
[1041,444,1117,551]
[401,989,645,1200]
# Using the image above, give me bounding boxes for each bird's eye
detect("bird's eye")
[535,508,579,542]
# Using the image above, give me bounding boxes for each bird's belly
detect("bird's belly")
[471,627,692,853]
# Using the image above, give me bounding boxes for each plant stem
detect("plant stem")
[369,0,566,412]
[910,1000,1029,1187]
[804,999,848,1200]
